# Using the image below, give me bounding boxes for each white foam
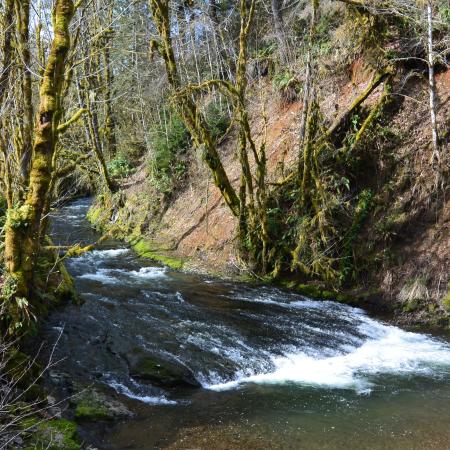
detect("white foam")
[107,380,176,405]
[129,266,167,279]
[90,248,130,258]
[79,265,166,284]
[79,269,119,284]
[65,204,88,210]
[205,318,450,393]
[236,293,343,312]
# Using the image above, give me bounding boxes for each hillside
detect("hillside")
[89,64,450,327]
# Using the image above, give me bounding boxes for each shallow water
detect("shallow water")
[43,198,450,449]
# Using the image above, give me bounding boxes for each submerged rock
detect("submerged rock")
[72,388,133,421]
[125,349,200,388]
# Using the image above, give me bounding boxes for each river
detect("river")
[40,198,450,449]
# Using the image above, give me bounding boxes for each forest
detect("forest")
[0,0,449,449]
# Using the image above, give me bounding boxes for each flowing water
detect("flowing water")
[42,198,450,449]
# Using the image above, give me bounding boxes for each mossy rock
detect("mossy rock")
[126,348,200,388]
[5,350,42,389]
[73,388,133,421]
[22,418,80,450]
[75,398,111,421]
[132,238,185,270]
[294,283,323,299]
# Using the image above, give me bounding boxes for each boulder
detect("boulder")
[72,388,133,421]
[125,349,200,388]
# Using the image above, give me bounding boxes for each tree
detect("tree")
[4,0,79,300]
[148,0,241,217]
[271,0,289,62]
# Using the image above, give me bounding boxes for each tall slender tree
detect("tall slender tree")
[4,0,78,299]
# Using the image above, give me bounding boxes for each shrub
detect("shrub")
[149,105,229,195]
[107,156,133,179]
[204,102,231,142]
[149,112,190,195]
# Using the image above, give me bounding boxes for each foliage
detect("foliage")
[148,104,230,196]
[339,189,374,285]
[148,111,190,195]
[1,274,36,334]
[204,102,231,143]
[21,418,80,450]
[253,42,276,58]
[107,156,133,179]
[272,71,297,91]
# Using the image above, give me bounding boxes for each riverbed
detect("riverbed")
[40,198,450,449]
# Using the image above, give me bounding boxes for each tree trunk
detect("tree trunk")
[81,44,115,192]
[0,0,14,105]
[14,0,33,185]
[426,0,439,164]
[298,0,319,157]
[149,0,240,217]
[4,0,75,299]
[271,0,288,62]
[0,0,15,209]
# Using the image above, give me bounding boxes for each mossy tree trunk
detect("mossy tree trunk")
[298,0,319,168]
[4,0,76,299]
[102,3,117,159]
[234,0,270,272]
[0,0,15,209]
[14,0,33,186]
[0,0,14,105]
[149,0,240,218]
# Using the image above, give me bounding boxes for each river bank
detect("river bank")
[86,192,450,330]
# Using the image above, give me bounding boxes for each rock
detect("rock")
[49,370,71,386]
[72,388,133,421]
[125,349,200,388]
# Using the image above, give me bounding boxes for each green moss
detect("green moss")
[131,356,180,382]
[132,238,185,270]
[86,204,103,227]
[23,418,80,450]
[442,284,450,312]
[295,283,323,298]
[74,398,111,421]
[403,298,422,313]
[54,260,78,303]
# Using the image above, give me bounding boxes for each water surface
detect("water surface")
[43,198,450,449]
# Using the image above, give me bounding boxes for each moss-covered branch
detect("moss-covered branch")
[57,108,87,133]
[326,69,393,139]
